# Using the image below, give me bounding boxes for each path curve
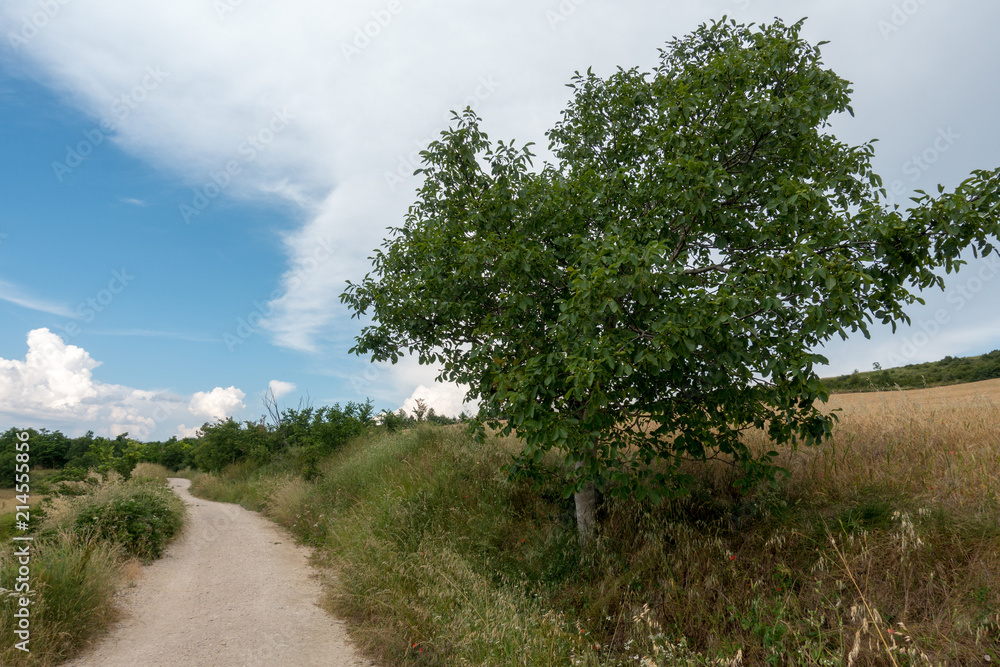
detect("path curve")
[66,478,373,667]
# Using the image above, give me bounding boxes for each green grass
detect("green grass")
[189,421,1000,666]
[0,473,186,666]
[0,532,123,667]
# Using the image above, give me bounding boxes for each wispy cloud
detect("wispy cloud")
[119,197,146,206]
[89,328,218,343]
[0,279,76,318]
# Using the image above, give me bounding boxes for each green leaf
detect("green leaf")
[339,16,1000,536]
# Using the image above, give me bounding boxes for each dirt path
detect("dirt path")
[66,478,374,667]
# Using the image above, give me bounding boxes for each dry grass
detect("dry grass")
[187,385,1000,666]
[754,378,1000,511]
[130,462,170,483]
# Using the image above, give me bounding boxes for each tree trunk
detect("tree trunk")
[574,481,596,547]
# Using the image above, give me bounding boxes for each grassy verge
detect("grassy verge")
[189,385,1000,666]
[0,464,185,666]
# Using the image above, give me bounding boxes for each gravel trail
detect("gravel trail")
[66,478,374,667]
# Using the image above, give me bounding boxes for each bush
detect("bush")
[73,480,185,562]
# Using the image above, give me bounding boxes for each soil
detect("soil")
[65,478,375,666]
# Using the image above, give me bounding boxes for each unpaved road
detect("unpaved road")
[66,478,374,667]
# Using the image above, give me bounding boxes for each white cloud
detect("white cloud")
[267,379,296,400]
[0,328,189,439]
[0,280,76,317]
[400,382,476,419]
[0,328,247,439]
[2,0,999,386]
[188,386,246,421]
[0,0,713,357]
[174,424,202,439]
[0,328,99,409]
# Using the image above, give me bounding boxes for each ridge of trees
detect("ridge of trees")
[823,349,1000,392]
[1,398,471,486]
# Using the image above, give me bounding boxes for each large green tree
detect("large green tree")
[341,18,1000,542]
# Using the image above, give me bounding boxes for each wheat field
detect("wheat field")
[779,378,1000,511]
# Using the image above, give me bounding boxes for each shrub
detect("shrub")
[74,481,185,562]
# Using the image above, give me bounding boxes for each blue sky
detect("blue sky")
[1,0,999,440]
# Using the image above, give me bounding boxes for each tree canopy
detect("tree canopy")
[341,18,1000,528]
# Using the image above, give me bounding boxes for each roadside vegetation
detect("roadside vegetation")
[0,463,184,666]
[0,400,411,486]
[823,349,1000,393]
[188,380,1000,666]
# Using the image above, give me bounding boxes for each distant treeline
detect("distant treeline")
[822,349,1000,393]
[2,400,468,486]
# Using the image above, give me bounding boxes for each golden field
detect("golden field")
[769,378,1000,512]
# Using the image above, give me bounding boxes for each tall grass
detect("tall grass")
[0,473,186,665]
[190,381,1000,665]
[0,533,123,667]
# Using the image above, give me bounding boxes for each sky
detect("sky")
[0,0,998,441]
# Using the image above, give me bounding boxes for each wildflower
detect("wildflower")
[729,555,736,561]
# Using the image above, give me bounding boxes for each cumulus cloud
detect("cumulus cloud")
[400,382,476,419]
[174,424,203,439]
[188,386,246,421]
[0,328,246,439]
[0,328,98,408]
[0,328,184,438]
[267,379,296,400]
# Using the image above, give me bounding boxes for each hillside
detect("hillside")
[822,349,1000,393]
[184,380,1000,665]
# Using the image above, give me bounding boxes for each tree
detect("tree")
[341,18,1000,544]
[413,398,428,423]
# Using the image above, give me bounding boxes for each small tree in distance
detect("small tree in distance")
[341,18,1000,544]
[413,398,429,423]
